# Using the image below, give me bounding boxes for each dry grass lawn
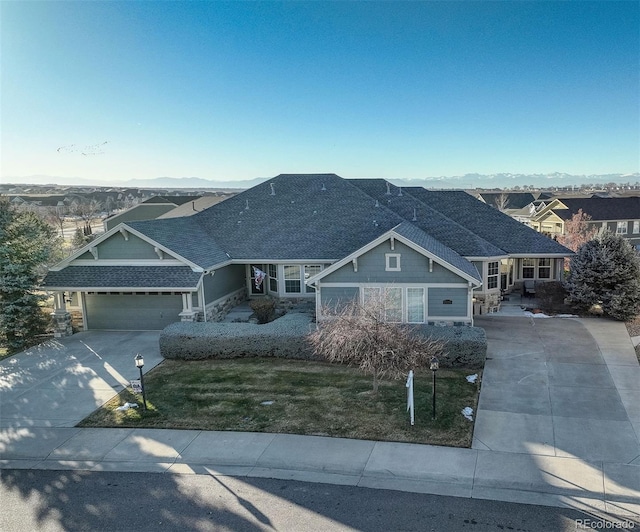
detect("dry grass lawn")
[79,358,481,447]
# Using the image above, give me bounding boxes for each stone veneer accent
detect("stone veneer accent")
[204,288,247,322]
[51,310,73,337]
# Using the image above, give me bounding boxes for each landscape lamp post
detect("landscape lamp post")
[430,356,439,420]
[134,354,147,411]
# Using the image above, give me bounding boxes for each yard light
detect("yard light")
[430,356,439,420]
[134,354,147,411]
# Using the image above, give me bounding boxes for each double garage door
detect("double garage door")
[84,293,183,330]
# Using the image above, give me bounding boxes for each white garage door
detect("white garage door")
[84,293,183,330]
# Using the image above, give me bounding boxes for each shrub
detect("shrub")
[534,281,570,314]
[410,325,487,369]
[249,297,276,324]
[160,313,316,360]
[565,232,640,321]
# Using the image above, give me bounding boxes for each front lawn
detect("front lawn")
[79,358,481,447]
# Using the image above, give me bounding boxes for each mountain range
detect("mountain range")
[3,173,639,190]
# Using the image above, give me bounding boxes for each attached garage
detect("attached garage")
[84,293,184,330]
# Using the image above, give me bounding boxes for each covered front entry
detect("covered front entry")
[84,293,183,330]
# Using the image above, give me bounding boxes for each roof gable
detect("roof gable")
[308,223,482,287]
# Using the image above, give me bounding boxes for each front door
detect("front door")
[250,264,266,295]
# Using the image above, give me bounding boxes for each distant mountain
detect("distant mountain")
[386,172,640,190]
[121,176,268,189]
[3,172,639,190]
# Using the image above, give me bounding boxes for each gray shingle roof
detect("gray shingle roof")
[349,180,506,257]
[127,216,231,267]
[189,174,402,262]
[405,188,571,255]
[47,174,572,294]
[42,266,202,290]
[127,174,571,264]
[393,222,482,282]
[553,197,640,221]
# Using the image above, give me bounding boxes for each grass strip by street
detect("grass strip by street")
[79,358,480,447]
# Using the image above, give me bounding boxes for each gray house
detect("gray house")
[43,174,571,335]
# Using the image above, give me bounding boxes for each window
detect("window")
[487,261,499,289]
[407,288,424,323]
[617,221,628,235]
[522,258,535,279]
[268,264,278,293]
[361,286,402,322]
[385,287,403,322]
[284,265,301,293]
[385,253,401,271]
[538,258,551,279]
[634,221,640,234]
[304,265,322,293]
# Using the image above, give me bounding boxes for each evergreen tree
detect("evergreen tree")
[565,231,640,321]
[0,198,57,352]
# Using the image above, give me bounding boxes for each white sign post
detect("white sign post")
[406,370,415,426]
[130,379,142,394]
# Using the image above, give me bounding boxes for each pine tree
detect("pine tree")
[0,198,58,352]
[565,231,640,321]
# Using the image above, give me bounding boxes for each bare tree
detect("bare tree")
[70,198,102,236]
[557,209,598,270]
[310,291,445,393]
[495,192,510,211]
[44,204,67,239]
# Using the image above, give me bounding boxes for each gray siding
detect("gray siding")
[322,241,465,284]
[93,232,159,260]
[428,288,468,317]
[319,286,359,311]
[77,250,93,260]
[204,264,245,302]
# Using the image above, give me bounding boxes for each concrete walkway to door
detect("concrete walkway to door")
[0,331,162,429]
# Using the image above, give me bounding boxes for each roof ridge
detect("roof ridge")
[349,180,507,256]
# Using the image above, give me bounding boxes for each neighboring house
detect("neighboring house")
[476,192,553,225]
[102,195,203,231]
[43,174,571,335]
[156,194,233,219]
[530,196,640,247]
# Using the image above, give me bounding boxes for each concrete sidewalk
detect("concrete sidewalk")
[1,321,639,520]
[1,427,639,519]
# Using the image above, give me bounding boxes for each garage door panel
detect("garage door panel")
[85,294,183,330]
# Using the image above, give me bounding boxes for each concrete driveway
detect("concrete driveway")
[0,331,162,429]
[474,316,640,464]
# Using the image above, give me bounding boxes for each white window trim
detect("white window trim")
[617,221,628,235]
[385,253,401,272]
[406,287,425,324]
[633,221,640,234]
[487,261,499,290]
[283,264,302,294]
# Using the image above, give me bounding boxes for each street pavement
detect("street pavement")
[0,320,639,521]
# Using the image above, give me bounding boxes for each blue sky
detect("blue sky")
[1,1,638,184]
